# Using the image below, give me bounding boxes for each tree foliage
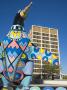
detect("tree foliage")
[42,61,60,80]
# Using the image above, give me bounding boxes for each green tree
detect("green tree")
[42,61,60,80]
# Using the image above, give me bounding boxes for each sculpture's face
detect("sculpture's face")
[9,30,22,39]
[8,25,26,39]
[11,25,22,31]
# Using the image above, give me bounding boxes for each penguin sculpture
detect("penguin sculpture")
[0,1,59,90]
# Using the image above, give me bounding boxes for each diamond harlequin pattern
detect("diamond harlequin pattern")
[3,38,30,76]
[8,40,19,49]
[6,40,22,63]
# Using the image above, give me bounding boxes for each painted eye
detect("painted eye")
[16,26,18,29]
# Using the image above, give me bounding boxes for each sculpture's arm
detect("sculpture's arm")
[20,1,32,18]
[0,42,4,73]
[13,1,32,26]
[27,41,59,65]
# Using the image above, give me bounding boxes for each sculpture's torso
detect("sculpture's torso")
[2,31,30,82]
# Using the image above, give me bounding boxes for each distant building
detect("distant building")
[29,25,60,81]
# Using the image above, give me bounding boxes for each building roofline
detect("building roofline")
[32,25,58,31]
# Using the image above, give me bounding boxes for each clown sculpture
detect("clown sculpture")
[0,1,59,90]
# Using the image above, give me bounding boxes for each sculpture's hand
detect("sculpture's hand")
[23,1,32,13]
[0,43,4,73]
[20,1,32,18]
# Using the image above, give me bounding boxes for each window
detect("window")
[33,32,41,35]
[51,42,58,45]
[51,49,58,52]
[37,40,41,43]
[34,69,41,73]
[33,36,37,38]
[42,44,50,48]
[42,33,49,36]
[33,39,41,43]
[50,34,57,37]
[42,37,49,40]
[42,40,49,44]
[51,45,58,48]
[37,36,41,39]
[34,65,41,68]
[33,39,37,42]
[33,35,41,39]
[50,38,57,41]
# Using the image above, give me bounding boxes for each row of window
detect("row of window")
[33,36,41,39]
[34,43,41,47]
[34,60,41,63]
[42,44,50,48]
[33,39,41,42]
[33,40,58,45]
[50,38,57,41]
[51,45,58,49]
[33,35,57,41]
[51,42,58,45]
[33,32,49,36]
[33,44,58,50]
[42,41,49,44]
[42,33,49,36]
[42,37,49,40]
[42,41,58,45]
[33,32,41,35]
[34,65,41,68]
[42,44,58,48]
[50,34,57,37]
[33,32,57,38]
[33,69,42,73]
[51,49,58,52]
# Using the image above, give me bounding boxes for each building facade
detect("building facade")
[29,25,60,80]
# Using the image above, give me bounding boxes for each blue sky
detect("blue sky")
[0,0,67,74]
